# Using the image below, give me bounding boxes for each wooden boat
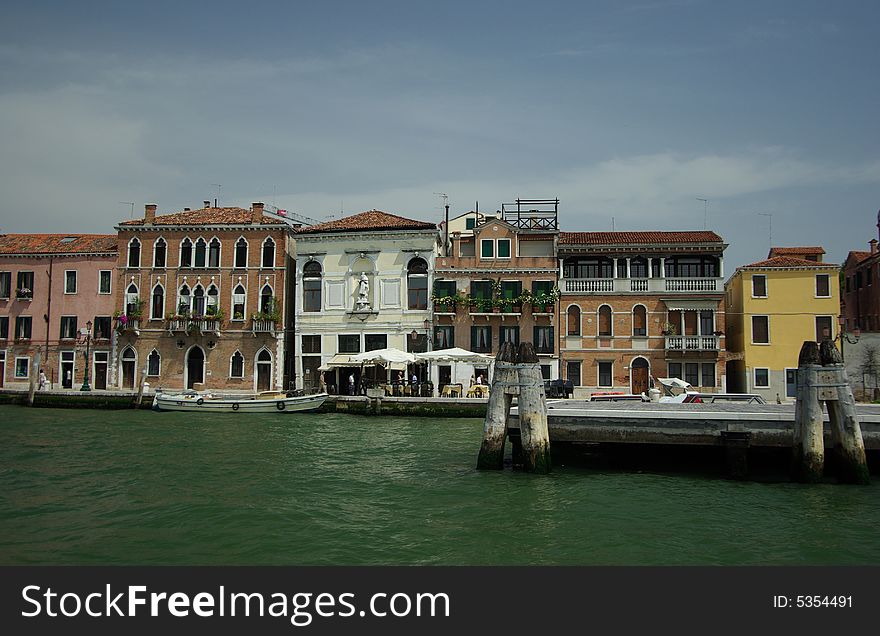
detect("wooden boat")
[153,389,328,413]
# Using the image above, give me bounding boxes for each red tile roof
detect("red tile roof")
[297,210,437,234]
[849,250,872,263]
[768,246,825,256]
[742,256,838,268]
[0,234,118,255]
[559,231,723,245]
[120,206,284,226]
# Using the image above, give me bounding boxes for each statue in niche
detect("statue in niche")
[355,272,370,310]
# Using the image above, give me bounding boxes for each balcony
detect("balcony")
[665,335,720,351]
[251,318,277,335]
[167,318,221,335]
[562,277,722,294]
[115,318,140,335]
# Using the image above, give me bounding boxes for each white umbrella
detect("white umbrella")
[350,347,417,364]
[415,347,494,363]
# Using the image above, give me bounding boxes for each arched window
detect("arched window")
[153,238,166,268]
[192,285,205,316]
[194,238,207,268]
[147,349,161,376]
[303,261,322,312]
[262,237,275,268]
[125,283,139,316]
[598,305,612,337]
[230,351,244,378]
[180,238,193,268]
[234,237,248,268]
[206,284,219,316]
[232,284,246,320]
[567,305,581,336]
[208,238,221,268]
[258,349,272,362]
[407,257,428,310]
[260,284,274,314]
[127,238,141,268]
[630,257,648,278]
[633,305,647,336]
[177,284,191,316]
[151,284,165,320]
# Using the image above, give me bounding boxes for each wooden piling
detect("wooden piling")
[794,341,824,482]
[820,341,869,484]
[476,342,517,470]
[27,351,41,407]
[135,365,148,407]
[516,342,551,474]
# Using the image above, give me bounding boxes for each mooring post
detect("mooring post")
[135,365,148,407]
[819,340,869,484]
[794,341,824,482]
[27,351,41,407]
[516,342,551,474]
[477,342,517,470]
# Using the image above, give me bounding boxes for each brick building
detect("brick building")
[114,202,294,392]
[557,231,727,397]
[0,234,118,389]
[842,212,879,334]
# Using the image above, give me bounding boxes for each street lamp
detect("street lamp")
[80,319,93,391]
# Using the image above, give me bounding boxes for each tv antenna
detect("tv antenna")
[434,192,448,211]
[119,201,135,219]
[758,212,773,250]
[696,198,709,230]
[211,183,222,206]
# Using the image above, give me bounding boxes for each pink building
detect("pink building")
[0,234,118,389]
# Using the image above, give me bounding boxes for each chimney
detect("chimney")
[204,200,211,209]
[184,207,191,212]
[871,239,878,254]
[144,203,157,224]
[252,202,265,224]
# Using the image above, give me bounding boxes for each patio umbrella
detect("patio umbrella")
[416,348,494,389]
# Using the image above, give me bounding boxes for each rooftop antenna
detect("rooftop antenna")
[211,183,222,207]
[696,198,708,230]
[758,212,773,252]
[611,216,615,231]
[119,201,135,219]
[434,192,448,211]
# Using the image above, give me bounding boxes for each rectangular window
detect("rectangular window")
[470,280,493,301]
[815,316,833,342]
[338,334,360,354]
[465,217,476,230]
[433,280,457,298]
[532,280,553,296]
[471,326,492,353]
[365,334,387,351]
[94,317,112,340]
[667,362,682,380]
[497,239,511,258]
[499,326,520,345]
[541,365,551,381]
[0,272,10,298]
[16,271,34,298]
[64,270,77,294]
[598,361,612,387]
[534,326,554,354]
[301,335,321,354]
[566,361,581,385]
[785,368,798,398]
[233,289,247,320]
[500,280,522,305]
[699,311,714,335]
[0,316,7,339]
[15,357,30,379]
[815,274,830,297]
[868,266,873,286]
[60,316,78,340]
[856,271,862,288]
[752,316,769,344]
[701,363,715,388]
[752,275,767,297]
[15,316,32,340]
[685,362,699,386]
[617,260,628,279]
[754,368,770,388]
[434,326,454,349]
[407,333,428,354]
[480,239,494,258]
[99,270,112,295]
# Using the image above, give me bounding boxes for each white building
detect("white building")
[293,210,439,393]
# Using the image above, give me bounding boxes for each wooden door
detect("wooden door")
[631,358,650,395]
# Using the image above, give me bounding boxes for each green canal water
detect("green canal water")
[1,405,878,565]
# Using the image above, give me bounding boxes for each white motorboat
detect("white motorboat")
[153,390,328,413]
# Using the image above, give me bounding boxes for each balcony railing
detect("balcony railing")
[115,318,140,334]
[563,277,721,294]
[167,318,221,334]
[665,335,720,351]
[251,319,276,335]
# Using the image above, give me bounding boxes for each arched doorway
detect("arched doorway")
[186,346,205,389]
[631,357,650,396]
[120,347,136,389]
[256,349,272,392]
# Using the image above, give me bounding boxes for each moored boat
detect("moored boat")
[153,390,328,413]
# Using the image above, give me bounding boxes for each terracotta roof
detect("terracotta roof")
[849,251,872,263]
[297,210,437,234]
[742,256,838,269]
[559,231,723,245]
[768,246,825,256]
[0,234,118,255]
[120,206,284,226]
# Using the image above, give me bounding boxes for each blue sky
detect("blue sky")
[1,0,878,271]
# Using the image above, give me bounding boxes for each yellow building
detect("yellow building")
[724,247,839,401]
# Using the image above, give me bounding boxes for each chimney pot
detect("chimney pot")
[184,207,190,212]
[204,200,211,209]
[870,239,878,254]
[144,203,157,224]
[252,202,265,224]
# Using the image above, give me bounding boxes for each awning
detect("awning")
[319,354,353,370]
[662,299,719,311]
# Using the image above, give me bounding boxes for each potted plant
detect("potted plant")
[661,322,677,336]
[16,287,32,300]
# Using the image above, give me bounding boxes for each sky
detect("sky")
[1,0,878,272]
